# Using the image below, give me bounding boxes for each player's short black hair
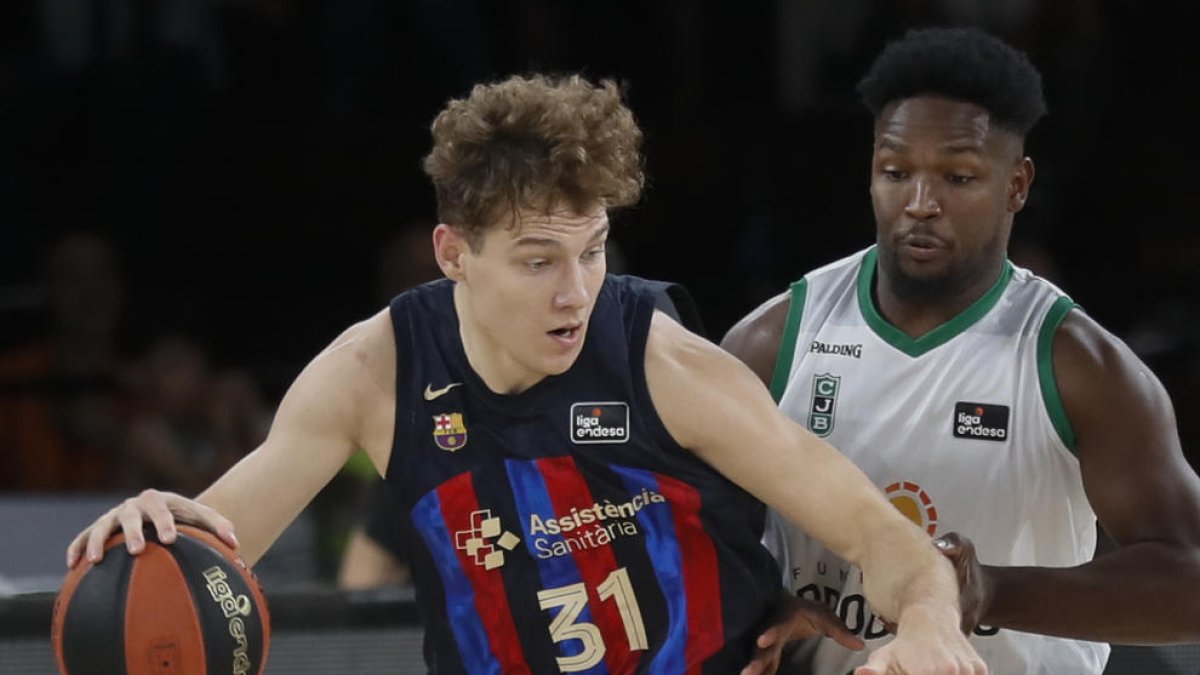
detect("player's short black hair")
[858,26,1047,136]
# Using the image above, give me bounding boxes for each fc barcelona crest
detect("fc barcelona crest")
[433,412,468,452]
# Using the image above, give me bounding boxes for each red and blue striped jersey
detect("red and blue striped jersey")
[385,275,781,674]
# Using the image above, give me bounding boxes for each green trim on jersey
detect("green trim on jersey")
[856,247,1015,357]
[770,278,808,402]
[1038,296,1080,454]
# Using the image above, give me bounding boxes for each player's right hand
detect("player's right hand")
[65,489,238,568]
[740,596,864,675]
[934,532,992,634]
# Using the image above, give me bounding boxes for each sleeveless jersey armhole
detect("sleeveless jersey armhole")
[769,279,808,403]
[625,278,699,453]
[384,293,417,483]
[1037,296,1081,454]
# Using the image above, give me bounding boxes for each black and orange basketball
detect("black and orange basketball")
[52,524,270,675]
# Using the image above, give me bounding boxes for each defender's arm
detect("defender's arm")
[976,310,1200,643]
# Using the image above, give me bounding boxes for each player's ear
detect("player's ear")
[1008,156,1035,213]
[433,224,469,281]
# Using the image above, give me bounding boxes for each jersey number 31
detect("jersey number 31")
[537,567,649,672]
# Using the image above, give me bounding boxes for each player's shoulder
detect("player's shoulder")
[1051,303,1171,418]
[720,290,790,388]
[807,247,870,281]
[1053,306,1136,375]
[1006,260,1075,304]
[725,247,870,347]
[722,291,791,356]
[1013,254,1127,385]
[387,278,453,314]
[601,272,678,307]
[308,307,396,388]
[333,306,394,350]
[271,307,396,446]
[646,308,729,372]
[1047,301,1182,465]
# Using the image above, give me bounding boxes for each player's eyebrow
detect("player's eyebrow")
[512,223,610,248]
[877,136,985,156]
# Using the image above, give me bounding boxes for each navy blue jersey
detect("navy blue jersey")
[385,274,780,674]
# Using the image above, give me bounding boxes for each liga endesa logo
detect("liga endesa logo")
[569,402,630,444]
[952,401,1010,442]
[202,566,253,675]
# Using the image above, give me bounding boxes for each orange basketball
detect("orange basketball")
[52,524,270,675]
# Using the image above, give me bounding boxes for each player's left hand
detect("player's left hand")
[854,604,987,675]
[870,533,989,640]
[934,532,991,634]
[740,596,864,675]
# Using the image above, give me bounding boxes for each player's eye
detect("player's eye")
[582,248,606,262]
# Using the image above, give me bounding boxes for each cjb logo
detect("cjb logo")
[808,373,840,437]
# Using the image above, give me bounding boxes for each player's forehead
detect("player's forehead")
[874,96,995,153]
[496,205,610,249]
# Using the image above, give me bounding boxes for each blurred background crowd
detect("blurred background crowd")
[1,0,1198,590]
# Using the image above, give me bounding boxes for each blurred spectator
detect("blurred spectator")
[123,334,271,495]
[0,233,131,491]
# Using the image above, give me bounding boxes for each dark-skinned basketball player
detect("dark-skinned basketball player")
[727,27,1200,675]
[65,75,985,674]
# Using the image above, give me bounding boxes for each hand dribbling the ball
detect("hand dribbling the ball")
[66,489,239,567]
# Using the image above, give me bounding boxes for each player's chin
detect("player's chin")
[896,251,952,275]
[542,351,582,376]
[895,259,958,288]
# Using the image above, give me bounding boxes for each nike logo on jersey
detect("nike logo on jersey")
[424,382,463,401]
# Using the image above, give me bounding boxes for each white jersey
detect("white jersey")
[765,247,1109,675]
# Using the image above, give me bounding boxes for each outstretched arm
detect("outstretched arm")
[971,310,1200,644]
[645,311,983,674]
[68,309,396,568]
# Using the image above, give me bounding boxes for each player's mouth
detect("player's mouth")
[548,322,584,347]
[898,232,947,261]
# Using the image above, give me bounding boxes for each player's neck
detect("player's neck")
[874,260,1005,339]
[452,284,546,395]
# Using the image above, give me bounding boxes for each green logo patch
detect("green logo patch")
[809,373,840,437]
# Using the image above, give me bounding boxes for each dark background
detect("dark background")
[3,0,1198,417]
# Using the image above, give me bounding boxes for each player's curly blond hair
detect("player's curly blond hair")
[422,74,644,246]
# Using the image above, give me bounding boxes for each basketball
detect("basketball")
[52,525,270,675]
